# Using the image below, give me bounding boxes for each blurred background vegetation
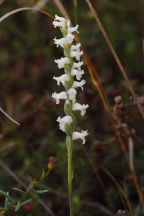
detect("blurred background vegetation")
[0,0,144,215]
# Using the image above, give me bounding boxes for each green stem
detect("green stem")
[67,135,73,216]
[73,0,77,24]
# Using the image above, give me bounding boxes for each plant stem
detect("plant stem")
[67,135,73,216]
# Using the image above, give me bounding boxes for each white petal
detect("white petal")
[53,15,66,29]
[55,57,70,69]
[54,34,74,48]
[54,37,66,48]
[55,15,66,22]
[53,74,70,86]
[53,20,65,29]
[72,80,86,90]
[67,24,79,34]
[57,115,73,132]
[52,91,67,104]
[73,130,88,144]
[70,43,83,60]
[68,88,77,101]
[70,50,83,61]
[73,61,83,70]
[73,103,89,116]
[71,43,81,51]
[65,33,74,45]
[71,68,84,80]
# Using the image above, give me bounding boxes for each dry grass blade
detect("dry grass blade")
[85,0,144,119]
[142,39,144,58]
[0,107,20,126]
[53,0,144,208]
[53,0,69,19]
[128,137,134,171]
[0,7,54,24]
[0,0,5,6]
[81,145,114,210]
[0,142,17,153]
[101,166,133,215]
[80,144,132,214]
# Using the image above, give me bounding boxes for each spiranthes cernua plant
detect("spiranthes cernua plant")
[52,15,89,216]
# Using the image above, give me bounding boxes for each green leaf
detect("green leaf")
[14,200,32,212]
[20,199,32,207]
[40,169,46,181]
[15,200,21,212]
[13,188,25,194]
[4,192,9,210]
[0,190,7,196]
[0,190,13,202]
[33,189,48,194]
[26,183,33,193]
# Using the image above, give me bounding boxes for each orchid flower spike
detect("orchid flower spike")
[52,15,88,144]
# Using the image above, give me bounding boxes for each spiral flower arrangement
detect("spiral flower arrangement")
[52,15,89,215]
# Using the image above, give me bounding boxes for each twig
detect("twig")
[0,160,25,187]
[80,144,132,214]
[81,145,114,210]
[0,142,17,153]
[33,0,50,10]
[0,7,54,24]
[0,107,20,126]
[83,200,114,216]
[143,39,144,61]
[53,0,69,19]
[101,166,133,215]
[128,137,134,171]
[85,0,144,119]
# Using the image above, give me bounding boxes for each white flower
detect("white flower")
[71,68,84,80]
[70,43,83,60]
[72,80,86,90]
[55,57,70,69]
[57,115,73,132]
[72,103,89,116]
[73,61,83,71]
[53,15,66,29]
[67,21,79,34]
[68,88,77,101]
[64,33,74,45]
[73,130,88,144]
[53,74,70,86]
[52,91,67,104]
[54,37,65,48]
[71,43,81,50]
[54,33,74,48]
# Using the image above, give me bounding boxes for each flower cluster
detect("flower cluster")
[52,15,88,144]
